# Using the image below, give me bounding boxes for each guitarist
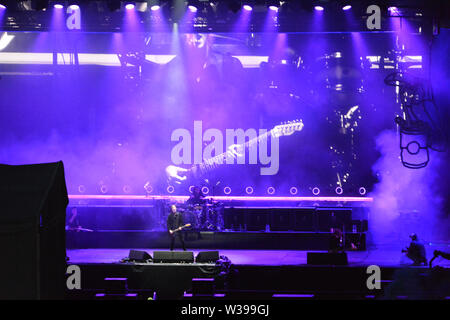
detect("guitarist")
[167,204,187,251]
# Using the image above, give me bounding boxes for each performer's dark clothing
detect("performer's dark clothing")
[186,195,205,206]
[406,240,427,265]
[167,212,186,251]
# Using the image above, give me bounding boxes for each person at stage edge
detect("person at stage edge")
[167,204,187,251]
[403,233,427,266]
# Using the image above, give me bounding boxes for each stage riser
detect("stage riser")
[67,231,366,250]
[66,264,450,300]
[66,206,369,233]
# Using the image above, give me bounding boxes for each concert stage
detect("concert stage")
[66,246,450,300]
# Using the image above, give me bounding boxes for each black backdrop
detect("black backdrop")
[0,161,68,299]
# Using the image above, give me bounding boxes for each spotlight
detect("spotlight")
[243,4,253,11]
[359,187,366,195]
[268,5,278,12]
[201,186,209,195]
[68,4,79,10]
[54,4,63,9]
[289,187,298,195]
[0,4,5,9]
[245,186,254,195]
[267,0,279,11]
[312,187,320,195]
[167,185,174,194]
[314,5,324,11]
[335,187,343,195]
[150,4,160,11]
[342,5,351,11]
[78,185,86,193]
[223,186,231,195]
[125,1,135,10]
[188,5,197,12]
[267,187,275,195]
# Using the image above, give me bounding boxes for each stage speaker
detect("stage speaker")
[223,207,245,230]
[128,250,152,262]
[153,251,194,263]
[270,208,293,231]
[292,207,316,231]
[245,209,270,231]
[195,251,219,263]
[0,162,68,299]
[192,278,215,296]
[307,252,348,265]
[316,208,352,232]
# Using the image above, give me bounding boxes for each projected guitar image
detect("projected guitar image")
[165,120,304,185]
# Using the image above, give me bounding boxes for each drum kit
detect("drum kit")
[175,200,224,232]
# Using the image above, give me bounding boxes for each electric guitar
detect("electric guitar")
[169,223,191,235]
[166,120,304,185]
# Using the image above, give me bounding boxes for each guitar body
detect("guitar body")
[165,120,304,186]
[169,223,192,235]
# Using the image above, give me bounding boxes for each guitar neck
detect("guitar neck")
[195,130,273,176]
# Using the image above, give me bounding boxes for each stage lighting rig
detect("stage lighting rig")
[107,0,121,11]
[267,0,280,11]
[32,0,49,11]
[227,0,240,13]
[385,70,446,169]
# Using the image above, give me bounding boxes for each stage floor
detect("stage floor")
[67,244,450,268]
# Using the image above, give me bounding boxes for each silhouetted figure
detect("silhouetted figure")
[167,205,186,251]
[403,233,427,266]
[186,186,205,206]
[329,228,344,253]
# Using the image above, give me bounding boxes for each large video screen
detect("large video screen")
[0,31,415,196]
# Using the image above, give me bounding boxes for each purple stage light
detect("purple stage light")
[125,3,135,10]
[0,4,6,9]
[78,185,86,193]
[312,187,320,195]
[54,4,63,9]
[268,5,278,12]
[245,186,254,195]
[359,187,367,195]
[68,4,79,10]
[289,187,298,195]
[342,5,351,11]
[144,183,153,194]
[150,5,160,11]
[335,187,343,195]
[69,194,374,202]
[201,186,209,195]
[267,187,275,195]
[314,6,324,11]
[243,5,253,11]
[188,5,197,13]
